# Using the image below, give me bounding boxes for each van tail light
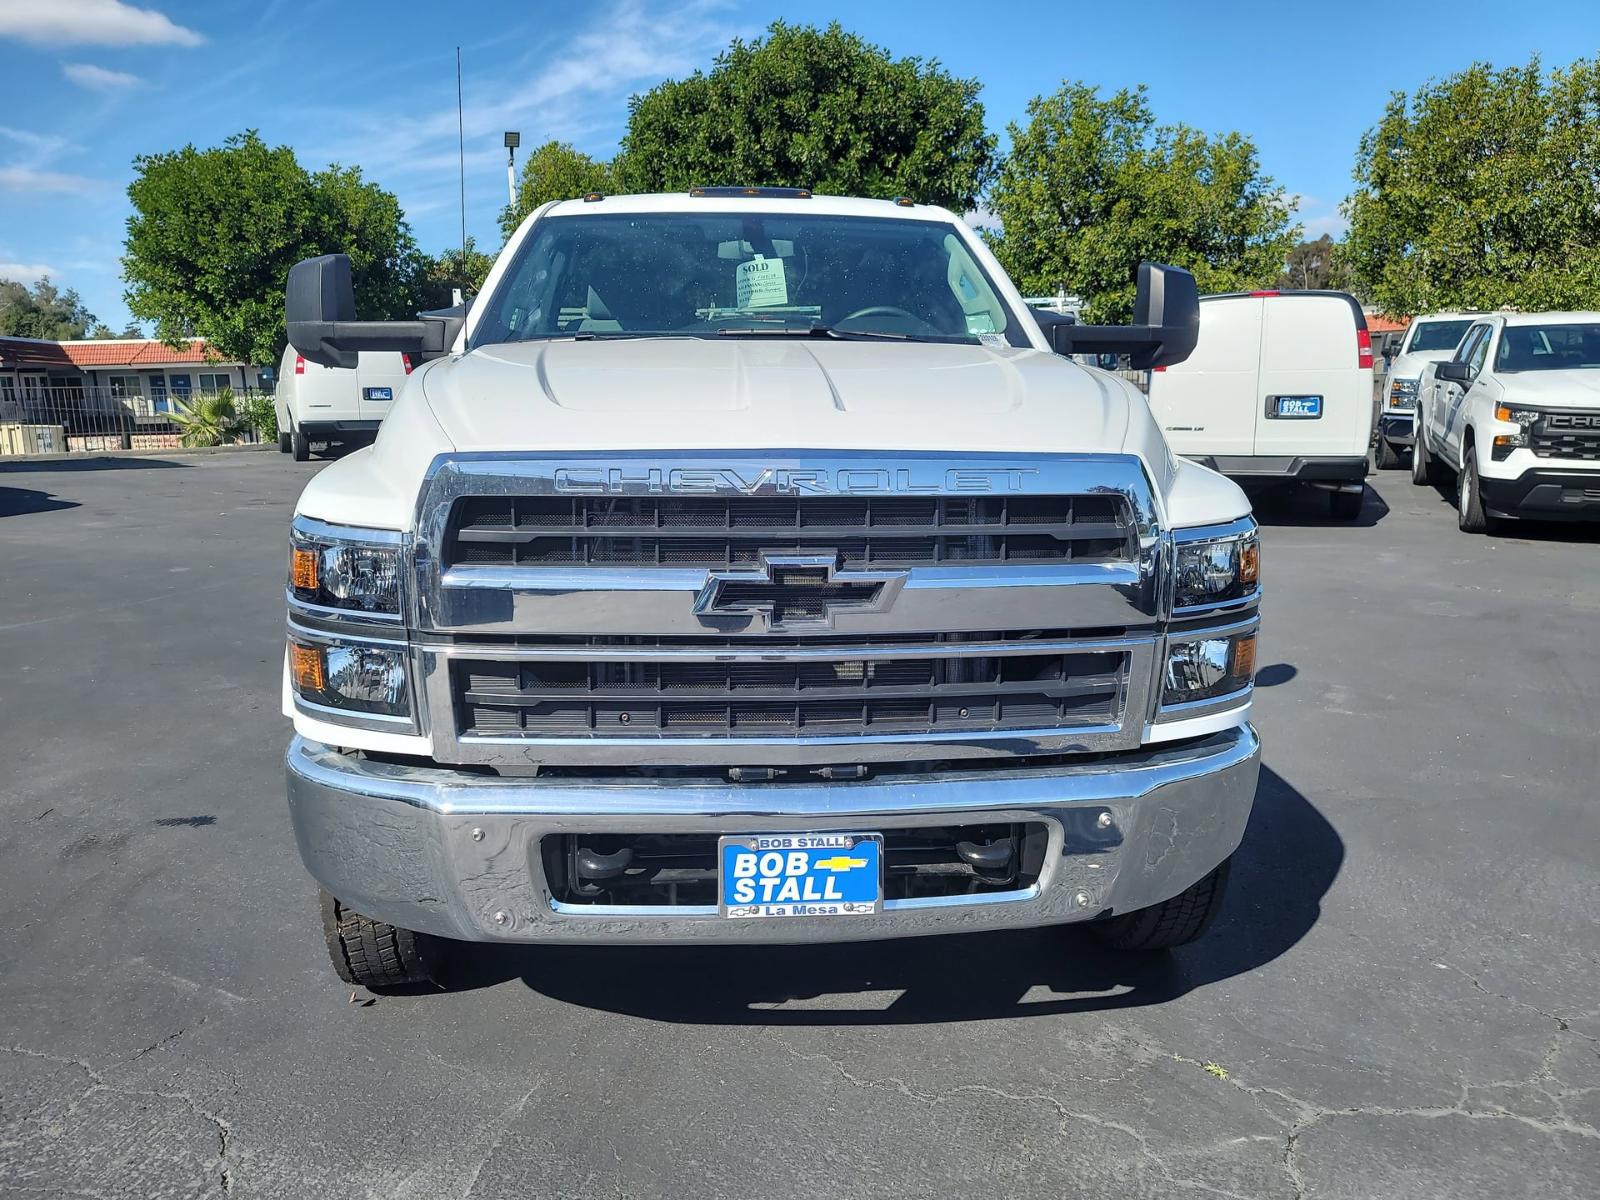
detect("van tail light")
[1153,365,1167,372]
[1356,328,1373,369]
[293,355,305,375]
[1250,290,1280,297]
[401,353,413,375]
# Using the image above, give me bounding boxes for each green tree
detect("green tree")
[122,131,423,365]
[617,21,995,211]
[0,277,101,339]
[988,83,1298,322]
[169,388,247,447]
[412,238,498,311]
[1343,56,1600,315]
[499,141,614,238]
[1278,234,1351,291]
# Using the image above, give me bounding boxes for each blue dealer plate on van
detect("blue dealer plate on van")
[1270,395,1322,418]
[719,833,882,918]
[363,387,393,401]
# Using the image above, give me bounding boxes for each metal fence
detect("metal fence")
[0,384,276,455]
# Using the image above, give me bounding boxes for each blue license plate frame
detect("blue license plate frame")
[1269,394,1322,419]
[719,833,882,918]
[363,387,393,401]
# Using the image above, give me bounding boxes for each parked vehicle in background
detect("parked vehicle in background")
[273,346,411,461]
[1413,312,1600,532]
[1373,313,1475,469]
[1145,290,1375,519]
[276,191,1263,989]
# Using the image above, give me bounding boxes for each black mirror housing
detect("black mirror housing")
[1435,360,1472,384]
[1033,263,1201,370]
[285,253,463,369]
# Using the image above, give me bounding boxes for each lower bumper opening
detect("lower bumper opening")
[543,823,1052,908]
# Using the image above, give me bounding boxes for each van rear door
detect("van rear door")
[355,353,410,423]
[1253,295,1371,459]
[1144,295,1262,458]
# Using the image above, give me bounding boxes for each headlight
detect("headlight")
[1164,630,1256,706]
[289,637,411,719]
[290,535,402,614]
[1387,377,1418,409]
[1491,404,1540,459]
[1174,525,1259,610]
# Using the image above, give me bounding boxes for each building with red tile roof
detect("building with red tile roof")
[0,336,265,421]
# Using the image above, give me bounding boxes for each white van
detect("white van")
[273,347,411,461]
[1146,290,1375,518]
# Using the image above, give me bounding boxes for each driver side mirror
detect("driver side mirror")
[1435,360,1473,385]
[286,254,464,369]
[1031,263,1200,370]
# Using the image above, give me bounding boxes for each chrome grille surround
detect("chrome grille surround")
[410,452,1167,767]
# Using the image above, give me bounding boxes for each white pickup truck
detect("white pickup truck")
[279,190,1262,988]
[1413,311,1600,531]
[1373,313,1474,468]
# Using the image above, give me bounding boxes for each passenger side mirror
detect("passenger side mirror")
[286,254,464,369]
[1032,263,1200,370]
[1435,361,1472,385]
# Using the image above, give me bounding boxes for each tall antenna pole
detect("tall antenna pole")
[456,47,467,273]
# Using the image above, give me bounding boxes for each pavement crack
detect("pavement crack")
[779,1044,1258,1200]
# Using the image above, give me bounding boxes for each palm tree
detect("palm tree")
[169,388,247,447]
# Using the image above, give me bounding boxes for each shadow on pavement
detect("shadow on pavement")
[1249,483,1389,528]
[0,486,80,517]
[1255,663,1297,687]
[434,766,1342,1023]
[0,456,194,474]
[1414,475,1600,544]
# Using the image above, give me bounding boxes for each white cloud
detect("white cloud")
[0,0,203,47]
[62,62,140,90]
[0,259,59,282]
[0,125,72,158]
[0,165,99,194]
[1289,194,1349,242]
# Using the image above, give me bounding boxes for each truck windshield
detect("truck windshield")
[1495,323,1600,372]
[469,211,1027,348]
[1407,320,1472,352]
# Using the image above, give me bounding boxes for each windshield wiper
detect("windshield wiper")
[717,324,910,342]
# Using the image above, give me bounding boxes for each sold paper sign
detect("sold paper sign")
[735,255,789,308]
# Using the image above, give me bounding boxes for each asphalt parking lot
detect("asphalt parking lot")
[2,450,1597,1199]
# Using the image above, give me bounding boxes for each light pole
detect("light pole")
[504,131,520,209]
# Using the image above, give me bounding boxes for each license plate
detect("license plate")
[363,387,393,401]
[1271,395,1321,418]
[719,833,882,918]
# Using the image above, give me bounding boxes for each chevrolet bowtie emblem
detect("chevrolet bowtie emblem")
[693,553,908,631]
[813,855,868,872]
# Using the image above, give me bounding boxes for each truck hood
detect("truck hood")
[1499,370,1600,407]
[1388,349,1454,378]
[420,338,1133,456]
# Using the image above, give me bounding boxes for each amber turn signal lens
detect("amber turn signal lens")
[1239,542,1260,586]
[291,546,319,591]
[1231,634,1258,681]
[289,643,325,692]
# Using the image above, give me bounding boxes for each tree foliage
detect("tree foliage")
[122,131,422,365]
[988,83,1298,322]
[412,238,498,311]
[499,142,615,239]
[169,388,247,447]
[1343,56,1600,315]
[1278,235,1350,291]
[0,277,100,339]
[617,21,995,211]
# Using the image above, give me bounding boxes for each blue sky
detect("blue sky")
[1,0,1595,333]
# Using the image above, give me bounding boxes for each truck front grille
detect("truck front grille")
[445,494,1135,568]
[1532,412,1600,461]
[454,648,1127,739]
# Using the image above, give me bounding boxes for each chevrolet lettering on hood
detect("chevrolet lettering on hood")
[552,465,1040,495]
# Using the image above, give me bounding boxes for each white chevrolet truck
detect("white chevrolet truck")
[280,190,1262,988]
[1373,312,1474,469]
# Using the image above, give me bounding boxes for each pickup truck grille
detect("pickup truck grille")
[1532,412,1600,460]
[445,494,1136,568]
[453,647,1127,738]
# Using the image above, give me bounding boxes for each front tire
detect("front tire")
[320,890,444,989]
[291,425,310,462]
[1411,423,1445,486]
[1088,859,1231,951]
[1374,437,1403,470]
[1457,450,1496,534]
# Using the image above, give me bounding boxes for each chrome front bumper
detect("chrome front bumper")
[286,725,1260,944]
